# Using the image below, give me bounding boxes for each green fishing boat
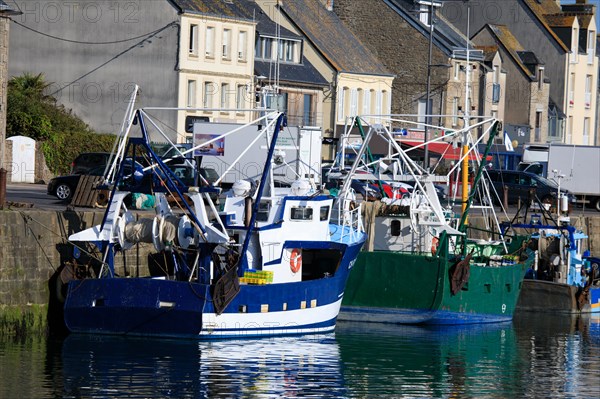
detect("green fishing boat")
[332,116,533,324]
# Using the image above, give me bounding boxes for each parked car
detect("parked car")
[70,152,111,174]
[485,170,575,205]
[350,179,382,201]
[48,162,148,201]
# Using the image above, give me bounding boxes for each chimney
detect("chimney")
[321,0,333,11]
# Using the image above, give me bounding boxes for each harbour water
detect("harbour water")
[1,313,598,398]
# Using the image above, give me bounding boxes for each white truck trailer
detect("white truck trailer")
[192,122,323,188]
[519,143,600,211]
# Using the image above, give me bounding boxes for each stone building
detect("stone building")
[332,0,485,140]
[473,25,551,145]
[440,0,598,145]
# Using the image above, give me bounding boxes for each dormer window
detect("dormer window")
[588,30,595,64]
[255,36,301,63]
[417,1,441,27]
[538,67,544,90]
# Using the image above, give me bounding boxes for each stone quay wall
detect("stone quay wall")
[1,209,600,308]
[0,209,155,307]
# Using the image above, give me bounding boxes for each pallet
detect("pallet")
[70,175,107,208]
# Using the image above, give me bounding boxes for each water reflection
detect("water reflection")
[59,334,345,398]
[0,314,598,398]
[336,321,523,398]
[336,316,600,399]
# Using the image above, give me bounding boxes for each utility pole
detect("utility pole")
[0,1,22,209]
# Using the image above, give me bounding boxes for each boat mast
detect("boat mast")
[461,3,471,224]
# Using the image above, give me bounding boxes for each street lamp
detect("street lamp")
[0,0,22,209]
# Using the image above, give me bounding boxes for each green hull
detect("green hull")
[340,249,530,324]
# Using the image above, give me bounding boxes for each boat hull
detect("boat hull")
[515,279,600,314]
[339,251,529,325]
[64,240,365,339]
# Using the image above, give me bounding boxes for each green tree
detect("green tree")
[6,73,53,140]
[7,73,116,174]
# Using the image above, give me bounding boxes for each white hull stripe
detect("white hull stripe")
[200,298,343,334]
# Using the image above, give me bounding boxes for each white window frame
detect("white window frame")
[417,99,427,129]
[203,82,214,108]
[588,30,595,64]
[189,24,198,55]
[221,83,230,109]
[205,26,215,57]
[383,90,391,116]
[583,117,590,145]
[453,62,460,80]
[238,31,247,61]
[567,116,573,144]
[222,29,231,59]
[452,97,459,126]
[363,90,371,115]
[375,91,383,115]
[569,73,575,107]
[187,80,196,107]
[350,88,358,116]
[571,28,579,63]
[585,74,592,108]
[256,36,274,60]
[236,84,246,111]
[337,87,346,122]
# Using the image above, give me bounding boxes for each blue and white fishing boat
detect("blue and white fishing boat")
[62,87,366,339]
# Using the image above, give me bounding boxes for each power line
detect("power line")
[13,19,176,45]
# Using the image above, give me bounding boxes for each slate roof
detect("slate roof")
[235,1,328,87]
[169,0,253,21]
[522,0,570,52]
[484,25,541,81]
[544,14,577,28]
[279,0,391,76]
[384,0,484,61]
[255,60,328,87]
[171,1,329,87]
[0,0,18,13]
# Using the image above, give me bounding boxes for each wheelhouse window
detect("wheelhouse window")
[257,201,271,222]
[291,206,313,221]
[320,206,330,221]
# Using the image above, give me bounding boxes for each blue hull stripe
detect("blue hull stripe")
[339,306,514,325]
